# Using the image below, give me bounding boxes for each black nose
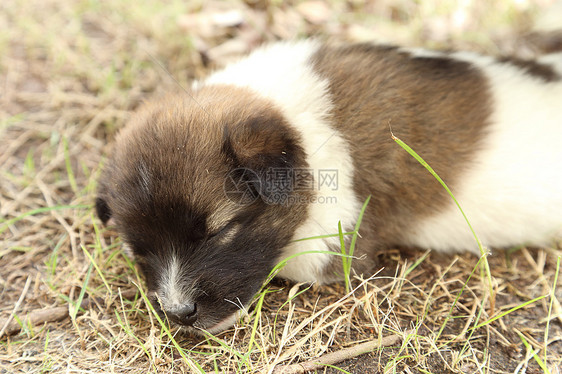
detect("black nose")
[166,303,198,326]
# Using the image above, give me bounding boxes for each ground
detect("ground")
[1,0,561,373]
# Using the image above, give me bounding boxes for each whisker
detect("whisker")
[223,297,247,313]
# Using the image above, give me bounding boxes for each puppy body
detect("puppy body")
[97,40,562,333]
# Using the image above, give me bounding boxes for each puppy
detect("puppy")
[96,40,562,334]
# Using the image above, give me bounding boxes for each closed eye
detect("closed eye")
[207,221,239,243]
[207,221,234,239]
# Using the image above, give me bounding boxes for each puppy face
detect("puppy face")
[96,86,311,333]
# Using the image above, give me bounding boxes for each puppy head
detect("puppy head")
[96,86,311,333]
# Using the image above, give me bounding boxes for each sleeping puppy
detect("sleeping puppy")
[96,40,562,334]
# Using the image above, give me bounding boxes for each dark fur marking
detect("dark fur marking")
[498,56,560,82]
[95,197,111,224]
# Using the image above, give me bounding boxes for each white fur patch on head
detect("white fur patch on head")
[202,41,361,283]
[404,52,562,253]
[157,254,195,312]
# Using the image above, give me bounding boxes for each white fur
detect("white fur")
[202,41,361,282]
[400,47,446,59]
[404,52,562,253]
[160,255,243,333]
[121,242,135,259]
[158,255,194,311]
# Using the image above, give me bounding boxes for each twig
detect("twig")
[271,330,410,374]
[0,289,138,338]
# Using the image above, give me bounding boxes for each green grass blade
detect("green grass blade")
[70,263,93,321]
[404,250,430,278]
[339,195,371,293]
[317,363,353,374]
[200,331,245,360]
[265,250,354,286]
[134,282,205,373]
[273,283,313,331]
[391,133,493,301]
[81,244,111,293]
[391,134,484,256]
[348,195,371,262]
[435,254,486,346]
[338,221,350,293]
[114,308,157,373]
[544,255,560,367]
[23,148,36,180]
[63,137,79,194]
[241,289,267,371]
[246,288,266,355]
[291,231,355,242]
[0,204,90,234]
[517,330,551,374]
[471,294,548,330]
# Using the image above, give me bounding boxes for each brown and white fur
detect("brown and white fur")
[96,40,562,334]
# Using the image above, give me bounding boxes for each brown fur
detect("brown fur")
[96,85,317,329]
[310,44,493,276]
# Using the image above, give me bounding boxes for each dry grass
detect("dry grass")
[1,0,562,373]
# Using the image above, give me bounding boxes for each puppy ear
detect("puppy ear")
[222,114,307,203]
[95,173,112,224]
[95,196,112,225]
